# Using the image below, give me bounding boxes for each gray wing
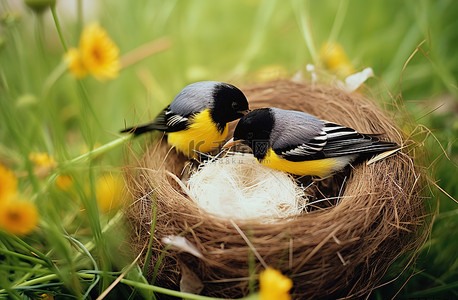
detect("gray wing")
[169,81,220,116]
[270,108,328,160]
[270,108,396,161]
[321,122,398,157]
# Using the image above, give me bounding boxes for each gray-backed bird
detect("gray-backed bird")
[122,81,249,158]
[224,107,399,177]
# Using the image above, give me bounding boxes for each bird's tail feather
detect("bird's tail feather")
[120,122,166,136]
[352,140,399,157]
[365,135,399,153]
[324,136,399,157]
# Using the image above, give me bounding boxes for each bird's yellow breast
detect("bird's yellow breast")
[167,109,228,158]
[260,148,346,178]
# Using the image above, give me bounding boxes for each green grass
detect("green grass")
[0,0,457,298]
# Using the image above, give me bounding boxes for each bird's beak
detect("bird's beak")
[222,138,244,149]
[238,109,251,116]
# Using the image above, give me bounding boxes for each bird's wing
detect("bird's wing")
[321,122,397,157]
[270,109,328,161]
[161,106,193,132]
[120,106,192,135]
[274,117,397,161]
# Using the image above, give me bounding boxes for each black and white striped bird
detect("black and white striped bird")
[223,107,399,177]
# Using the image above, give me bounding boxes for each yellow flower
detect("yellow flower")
[29,152,55,167]
[259,268,292,300]
[41,294,54,300]
[96,174,124,212]
[65,23,120,80]
[80,23,119,80]
[56,175,74,191]
[320,42,355,77]
[64,48,87,79]
[29,152,56,178]
[0,164,17,202]
[0,199,39,236]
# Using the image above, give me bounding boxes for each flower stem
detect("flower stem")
[2,272,224,299]
[78,273,227,300]
[0,248,46,266]
[42,60,68,99]
[73,211,124,262]
[292,0,318,65]
[77,0,83,37]
[1,270,258,300]
[61,135,133,168]
[50,4,68,51]
[0,264,48,274]
[231,0,277,77]
[8,234,54,267]
[328,0,349,43]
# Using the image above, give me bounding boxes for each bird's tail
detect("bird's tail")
[365,135,399,153]
[352,138,400,166]
[365,139,399,154]
[120,122,164,136]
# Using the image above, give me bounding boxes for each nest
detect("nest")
[125,80,428,299]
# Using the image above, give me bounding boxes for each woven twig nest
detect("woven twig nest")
[125,80,427,299]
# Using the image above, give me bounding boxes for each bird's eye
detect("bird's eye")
[231,101,240,110]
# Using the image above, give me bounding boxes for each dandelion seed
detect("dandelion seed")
[96,174,124,212]
[0,164,17,202]
[0,199,38,236]
[320,42,355,77]
[259,267,292,300]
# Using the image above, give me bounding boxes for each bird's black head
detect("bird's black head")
[233,108,274,160]
[211,83,249,132]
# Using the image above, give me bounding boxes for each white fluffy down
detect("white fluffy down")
[186,153,307,222]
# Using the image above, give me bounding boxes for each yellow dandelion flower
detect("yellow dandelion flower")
[65,48,87,79]
[29,152,56,178]
[56,175,74,191]
[0,199,39,236]
[29,152,55,167]
[259,268,292,300]
[79,23,120,80]
[0,164,17,202]
[320,42,355,77]
[96,174,124,212]
[41,294,54,300]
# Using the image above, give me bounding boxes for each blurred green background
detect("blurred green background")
[1,0,457,298]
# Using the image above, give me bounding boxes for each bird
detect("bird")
[121,81,250,158]
[223,107,399,178]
